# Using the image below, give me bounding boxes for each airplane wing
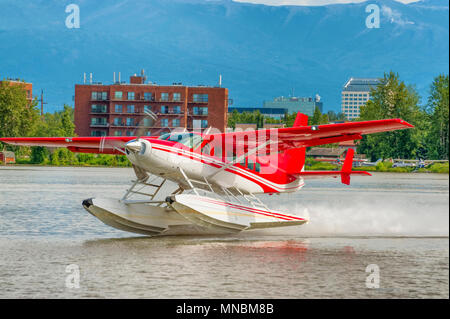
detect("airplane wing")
[206,118,413,152]
[0,136,137,154]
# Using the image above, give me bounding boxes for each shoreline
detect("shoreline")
[2,163,448,174]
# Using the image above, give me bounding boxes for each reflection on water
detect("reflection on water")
[0,167,448,298]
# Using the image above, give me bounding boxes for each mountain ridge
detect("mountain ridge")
[0,0,447,113]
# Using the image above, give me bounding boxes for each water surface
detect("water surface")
[0,166,448,298]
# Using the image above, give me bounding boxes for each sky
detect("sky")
[233,0,420,5]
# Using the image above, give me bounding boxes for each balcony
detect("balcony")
[188,112,208,116]
[156,111,184,116]
[90,111,110,115]
[90,123,109,128]
[190,99,208,104]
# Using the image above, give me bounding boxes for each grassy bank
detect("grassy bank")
[5,156,449,174]
[13,153,132,168]
[305,159,449,174]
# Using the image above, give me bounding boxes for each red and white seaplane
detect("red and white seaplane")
[0,113,413,236]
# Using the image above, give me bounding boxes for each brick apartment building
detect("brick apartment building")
[1,79,33,103]
[74,73,228,137]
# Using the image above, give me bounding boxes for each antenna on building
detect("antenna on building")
[89,73,92,84]
[113,72,116,83]
[219,74,222,87]
[83,73,86,84]
[118,72,121,83]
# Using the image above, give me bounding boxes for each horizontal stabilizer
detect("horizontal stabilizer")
[297,149,371,185]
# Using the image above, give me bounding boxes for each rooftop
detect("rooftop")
[343,77,380,92]
[307,148,345,157]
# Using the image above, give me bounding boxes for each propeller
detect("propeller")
[124,109,159,182]
[100,106,159,182]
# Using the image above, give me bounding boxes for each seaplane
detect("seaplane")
[0,112,413,236]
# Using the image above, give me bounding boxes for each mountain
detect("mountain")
[0,0,448,113]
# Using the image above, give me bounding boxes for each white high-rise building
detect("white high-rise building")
[341,78,380,120]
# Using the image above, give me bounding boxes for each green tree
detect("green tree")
[358,71,424,160]
[327,110,345,122]
[426,74,449,159]
[0,81,40,141]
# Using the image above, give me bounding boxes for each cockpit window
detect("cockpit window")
[158,132,203,149]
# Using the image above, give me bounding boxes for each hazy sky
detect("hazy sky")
[234,0,421,5]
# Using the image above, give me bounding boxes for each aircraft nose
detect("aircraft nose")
[125,139,152,156]
[125,140,142,153]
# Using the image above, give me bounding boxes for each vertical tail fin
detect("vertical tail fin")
[341,149,355,185]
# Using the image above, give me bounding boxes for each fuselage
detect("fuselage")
[125,133,305,194]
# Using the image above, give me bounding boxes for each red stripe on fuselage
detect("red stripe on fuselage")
[151,144,279,193]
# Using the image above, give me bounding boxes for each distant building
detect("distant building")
[0,79,33,103]
[262,95,323,117]
[307,148,347,161]
[0,151,15,164]
[74,71,228,136]
[307,147,366,166]
[338,140,358,151]
[228,122,286,132]
[341,78,380,120]
[228,107,287,120]
[234,123,257,131]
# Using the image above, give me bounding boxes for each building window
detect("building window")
[91,104,107,113]
[193,106,208,115]
[113,117,123,126]
[127,92,135,100]
[91,92,108,100]
[161,93,169,101]
[144,105,151,113]
[126,118,134,126]
[193,94,208,103]
[144,92,153,101]
[91,118,107,126]
[161,106,169,114]
[114,91,123,99]
[114,130,122,136]
[126,130,134,136]
[201,120,208,128]
[115,104,123,113]
[172,119,180,127]
[173,93,181,101]
[143,118,153,127]
[127,105,135,113]
[161,119,169,127]
[173,106,181,114]
[91,130,106,137]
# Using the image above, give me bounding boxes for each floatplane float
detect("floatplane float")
[0,112,413,236]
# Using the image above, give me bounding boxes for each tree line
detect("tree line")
[0,81,130,166]
[228,72,449,161]
[1,72,448,163]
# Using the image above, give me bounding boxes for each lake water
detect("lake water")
[0,166,448,298]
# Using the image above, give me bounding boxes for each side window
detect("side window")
[201,143,211,156]
[247,160,254,171]
[255,162,261,173]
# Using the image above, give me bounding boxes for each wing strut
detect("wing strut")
[207,140,271,179]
